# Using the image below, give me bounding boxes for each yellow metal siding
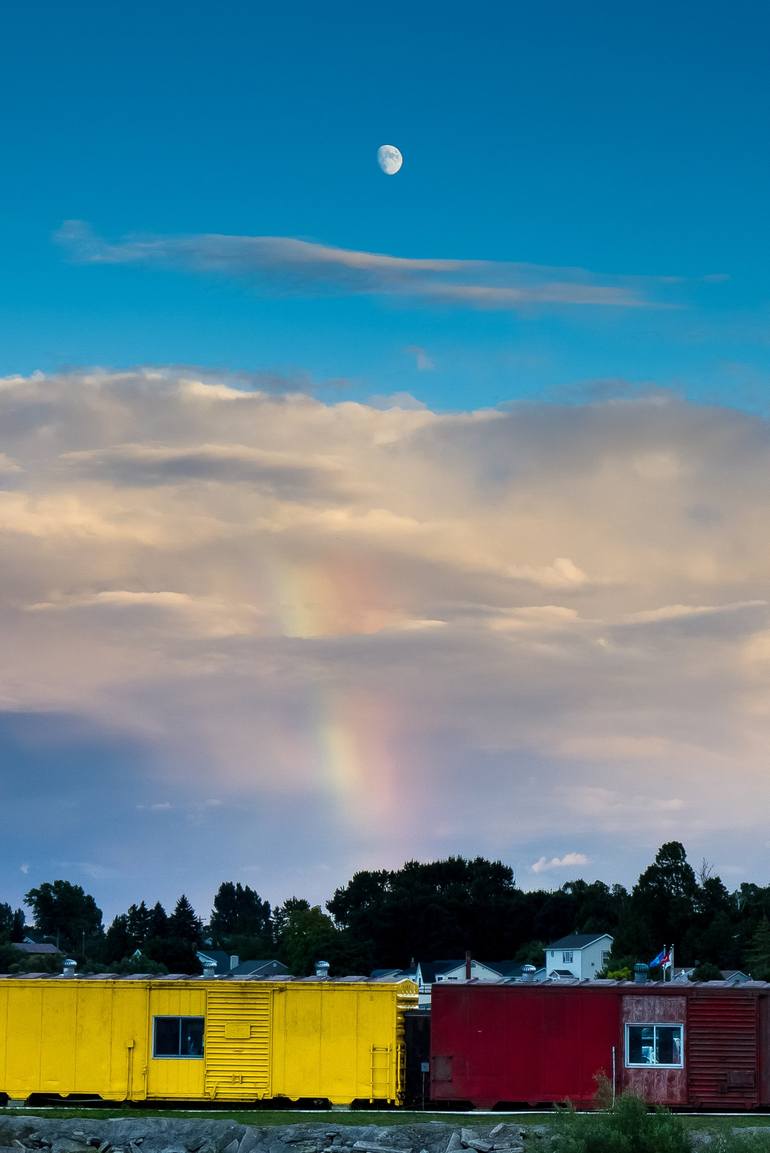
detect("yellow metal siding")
[203,984,272,1099]
[0,977,417,1106]
[146,986,206,1100]
[0,980,150,1101]
[271,981,416,1105]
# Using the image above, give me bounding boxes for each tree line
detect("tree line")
[3,842,770,979]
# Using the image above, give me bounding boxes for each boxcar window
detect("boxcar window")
[153,1016,204,1058]
[625,1024,683,1067]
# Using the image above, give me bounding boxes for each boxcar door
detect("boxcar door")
[204,984,273,1101]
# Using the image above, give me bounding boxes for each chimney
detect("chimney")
[634,962,649,985]
[465,951,472,980]
[229,954,239,970]
[522,964,536,983]
[62,959,77,978]
[314,960,330,979]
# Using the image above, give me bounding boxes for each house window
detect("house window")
[625,1024,683,1068]
[601,951,611,968]
[562,950,574,963]
[153,1016,204,1058]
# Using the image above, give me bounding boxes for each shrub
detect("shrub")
[554,1092,692,1153]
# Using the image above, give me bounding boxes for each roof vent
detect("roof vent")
[522,964,536,983]
[634,962,649,985]
[62,959,77,977]
[202,960,217,978]
[314,960,330,979]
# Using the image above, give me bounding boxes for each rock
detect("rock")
[51,1141,92,1153]
[444,1135,463,1153]
[352,1145,412,1153]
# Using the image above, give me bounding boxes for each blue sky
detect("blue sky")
[2,1,769,409]
[2,2,770,924]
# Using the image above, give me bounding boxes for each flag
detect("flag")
[661,947,672,970]
[649,947,667,968]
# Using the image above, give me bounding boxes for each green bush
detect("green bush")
[554,1093,692,1153]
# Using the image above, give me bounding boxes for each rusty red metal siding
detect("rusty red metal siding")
[687,989,760,1109]
[430,983,620,1108]
[621,994,688,1107]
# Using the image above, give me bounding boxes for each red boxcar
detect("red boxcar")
[430,980,770,1110]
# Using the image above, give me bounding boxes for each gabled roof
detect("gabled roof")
[230,959,288,977]
[14,942,62,955]
[549,933,613,950]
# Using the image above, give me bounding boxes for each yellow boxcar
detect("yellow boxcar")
[0,974,417,1106]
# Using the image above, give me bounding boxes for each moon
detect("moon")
[377,144,403,175]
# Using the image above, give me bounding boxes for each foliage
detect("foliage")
[0,942,62,974]
[689,961,723,981]
[209,882,271,948]
[11,840,770,978]
[555,1092,692,1153]
[0,902,25,942]
[168,894,203,946]
[24,880,103,955]
[746,917,770,981]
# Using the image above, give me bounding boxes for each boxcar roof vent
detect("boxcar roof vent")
[634,962,649,984]
[202,959,217,977]
[315,960,330,979]
[522,964,536,982]
[62,958,77,977]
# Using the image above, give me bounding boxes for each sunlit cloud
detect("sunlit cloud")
[55,221,677,311]
[3,368,770,901]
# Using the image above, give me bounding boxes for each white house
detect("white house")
[414,958,506,1008]
[546,933,613,980]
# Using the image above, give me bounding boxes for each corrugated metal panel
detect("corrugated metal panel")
[430,983,620,1107]
[204,985,272,1100]
[687,990,759,1108]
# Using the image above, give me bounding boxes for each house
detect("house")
[13,942,62,957]
[414,958,506,1008]
[545,933,613,980]
[196,949,289,978]
[230,958,289,977]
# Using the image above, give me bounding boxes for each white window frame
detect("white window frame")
[562,950,574,963]
[625,1022,684,1068]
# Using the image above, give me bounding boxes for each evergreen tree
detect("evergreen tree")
[147,901,169,939]
[126,901,151,946]
[103,914,134,964]
[168,895,203,946]
[747,917,770,981]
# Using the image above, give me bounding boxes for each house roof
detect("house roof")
[549,933,613,950]
[490,960,525,979]
[197,949,233,974]
[230,959,288,977]
[14,942,62,955]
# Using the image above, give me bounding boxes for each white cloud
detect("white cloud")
[531,853,590,874]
